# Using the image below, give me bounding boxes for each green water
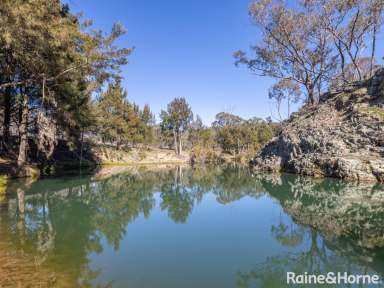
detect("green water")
[1,165,384,287]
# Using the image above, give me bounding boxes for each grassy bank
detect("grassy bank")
[0,145,254,182]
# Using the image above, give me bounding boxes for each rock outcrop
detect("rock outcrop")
[251,69,384,182]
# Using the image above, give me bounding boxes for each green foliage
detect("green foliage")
[0,1,277,166]
[140,104,156,146]
[213,113,274,155]
[95,80,146,148]
[160,98,193,133]
[188,115,216,149]
[359,106,384,120]
[191,146,223,164]
[0,0,132,162]
[160,97,193,155]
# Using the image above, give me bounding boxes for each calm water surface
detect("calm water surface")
[1,165,384,287]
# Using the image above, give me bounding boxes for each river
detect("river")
[1,165,383,287]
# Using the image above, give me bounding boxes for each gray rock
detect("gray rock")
[251,69,384,183]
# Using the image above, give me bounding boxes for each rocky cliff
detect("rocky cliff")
[251,69,384,182]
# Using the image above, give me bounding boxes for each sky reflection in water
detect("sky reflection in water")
[1,165,384,287]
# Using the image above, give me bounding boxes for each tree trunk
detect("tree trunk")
[116,137,121,150]
[178,165,183,184]
[307,85,315,105]
[80,129,84,168]
[335,41,346,85]
[370,24,377,78]
[173,128,178,155]
[287,98,291,117]
[17,93,29,167]
[2,87,11,145]
[178,132,182,155]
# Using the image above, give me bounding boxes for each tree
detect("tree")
[0,1,132,166]
[96,81,145,149]
[140,104,156,147]
[331,57,379,88]
[188,115,217,162]
[212,112,244,128]
[141,104,156,126]
[188,115,204,147]
[96,81,129,147]
[269,79,302,120]
[236,0,384,108]
[160,98,193,155]
[368,0,384,77]
[235,0,338,105]
[212,112,274,155]
[213,113,244,154]
[304,0,384,83]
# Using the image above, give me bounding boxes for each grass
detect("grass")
[0,175,10,202]
[359,106,384,120]
[29,166,40,179]
[101,160,188,166]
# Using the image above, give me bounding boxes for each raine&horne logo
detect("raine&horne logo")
[287,272,382,285]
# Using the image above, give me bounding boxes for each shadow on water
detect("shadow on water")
[0,165,384,287]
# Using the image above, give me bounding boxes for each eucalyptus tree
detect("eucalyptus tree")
[188,115,204,147]
[304,0,384,82]
[236,0,384,107]
[160,97,193,155]
[235,0,338,105]
[213,113,245,154]
[212,112,273,155]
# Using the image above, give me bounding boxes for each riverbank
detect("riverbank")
[93,146,190,165]
[0,157,40,179]
[0,148,187,180]
[0,145,247,180]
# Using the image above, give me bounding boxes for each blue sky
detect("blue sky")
[66,0,384,125]
[66,0,275,125]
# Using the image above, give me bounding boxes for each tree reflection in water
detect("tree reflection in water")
[238,173,384,288]
[0,165,383,287]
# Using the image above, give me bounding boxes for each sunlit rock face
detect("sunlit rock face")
[251,69,384,183]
